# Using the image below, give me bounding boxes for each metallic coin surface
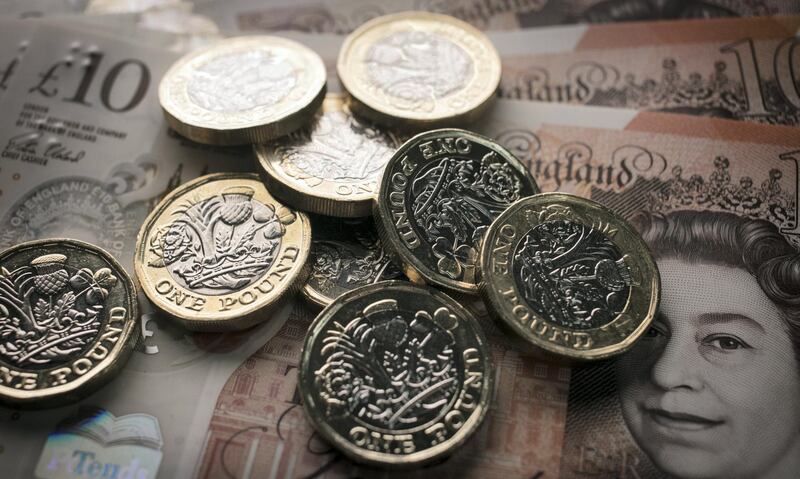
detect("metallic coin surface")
[375,128,539,294]
[159,36,327,145]
[134,173,311,331]
[337,11,501,128]
[255,94,400,217]
[302,215,405,309]
[0,239,138,408]
[299,281,492,467]
[479,193,660,360]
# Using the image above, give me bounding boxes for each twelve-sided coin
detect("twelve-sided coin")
[478,193,660,360]
[134,173,311,331]
[374,128,539,294]
[159,35,327,145]
[337,11,501,129]
[255,93,400,217]
[302,215,405,309]
[0,239,139,408]
[298,281,492,468]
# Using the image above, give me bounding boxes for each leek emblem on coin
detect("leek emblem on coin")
[299,282,492,468]
[135,173,310,331]
[303,216,404,308]
[159,36,327,145]
[337,12,501,128]
[479,193,660,360]
[375,128,539,293]
[256,94,400,217]
[0,239,138,407]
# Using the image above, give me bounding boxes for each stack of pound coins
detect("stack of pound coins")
[0,12,662,467]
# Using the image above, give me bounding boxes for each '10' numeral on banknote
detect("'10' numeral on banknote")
[722,38,800,114]
[28,53,150,113]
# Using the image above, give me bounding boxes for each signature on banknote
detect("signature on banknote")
[4,130,85,163]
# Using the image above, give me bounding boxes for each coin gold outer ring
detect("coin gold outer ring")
[298,280,493,468]
[374,128,539,294]
[0,239,139,408]
[134,173,311,331]
[478,193,661,360]
[300,282,331,311]
[337,11,502,129]
[159,35,327,146]
[255,94,401,218]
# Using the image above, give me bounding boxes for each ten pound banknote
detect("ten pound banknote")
[190,101,799,479]
[196,0,800,34]
[495,15,800,126]
[271,15,800,128]
[0,21,293,479]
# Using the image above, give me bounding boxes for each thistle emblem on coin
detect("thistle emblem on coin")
[315,298,459,429]
[0,254,118,367]
[276,109,395,185]
[147,186,296,295]
[514,219,633,330]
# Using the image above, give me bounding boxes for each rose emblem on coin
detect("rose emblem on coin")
[135,173,311,331]
[147,185,295,295]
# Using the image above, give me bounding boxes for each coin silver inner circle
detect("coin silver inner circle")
[186,50,298,113]
[313,300,461,432]
[365,30,474,102]
[512,219,632,330]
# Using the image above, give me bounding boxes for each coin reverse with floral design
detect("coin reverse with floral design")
[134,173,311,331]
[337,11,501,129]
[478,193,660,360]
[0,239,138,408]
[255,94,400,217]
[302,215,405,309]
[374,128,539,294]
[299,281,492,467]
[159,36,327,145]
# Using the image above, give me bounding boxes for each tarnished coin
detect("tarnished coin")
[337,11,501,129]
[134,173,311,331]
[255,94,400,217]
[159,36,327,145]
[299,281,492,468]
[303,215,405,309]
[375,128,539,294]
[478,193,660,360]
[0,239,138,408]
